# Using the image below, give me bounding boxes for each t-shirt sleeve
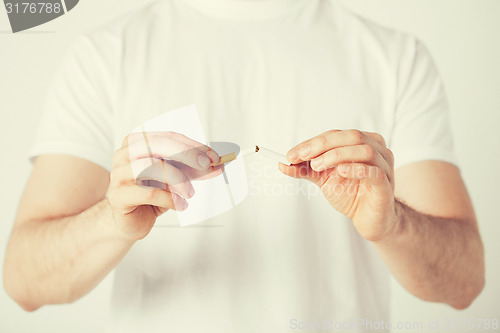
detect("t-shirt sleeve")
[29,32,117,172]
[389,37,458,170]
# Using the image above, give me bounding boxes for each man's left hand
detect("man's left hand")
[280,129,396,242]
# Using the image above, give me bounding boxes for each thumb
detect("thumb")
[278,161,332,188]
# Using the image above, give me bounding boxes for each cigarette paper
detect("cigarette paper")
[241,147,257,157]
[213,152,237,166]
[255,146,290,165]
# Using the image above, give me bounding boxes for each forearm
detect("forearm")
[3,199,135,311]
[374,199,484,309]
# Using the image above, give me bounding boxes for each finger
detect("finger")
[126,132,220,170]
[337,163,388,184]
[135,159,195,199]
[113,158,195,199]
[110,185,188,213]
[169,160,225,181]
[114,137,230,173]
[127,134,215,170]
[309,144,390,175]
[363,132,394,167]
[287,129,381,164]
[287,129,353,163]
[112,145,133,169]
[364,131,387,147]
[125,131,212,154]
[278,161,334,188]
[133,131,220,162]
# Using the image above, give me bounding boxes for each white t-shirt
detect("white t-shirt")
[30,0,457,332]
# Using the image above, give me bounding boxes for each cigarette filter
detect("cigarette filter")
[213,152,237,166]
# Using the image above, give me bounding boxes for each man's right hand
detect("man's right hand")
[107,131,222,240]
[4,132,223,310]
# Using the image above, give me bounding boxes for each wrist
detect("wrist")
[101,198,139,244]
[373,198,403,245]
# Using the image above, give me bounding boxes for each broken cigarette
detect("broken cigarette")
[212,145,291,166]
[255,146,290,165]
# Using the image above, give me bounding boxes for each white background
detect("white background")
[1,0,499,332]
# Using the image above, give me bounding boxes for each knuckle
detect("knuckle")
[373,133,386,145]
[111,169,132,188]
[119,176,133,187]
[325,129,337,136]
[331,148,342,162]
[349,129,365,144]
[109,171,119,185]
[362,144,376,160]
[146,189,160,202]
[112,147,128,164]
[316,134,329,148]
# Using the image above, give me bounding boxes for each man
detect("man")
[3,0,484,332]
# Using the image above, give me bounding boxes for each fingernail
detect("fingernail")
[197,154,211,169]
[299,145,310,158]
[188,187,195,198]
